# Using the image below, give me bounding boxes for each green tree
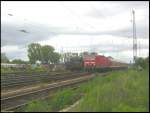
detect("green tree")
[135,57,149,69]
[41,45,54,64]
[28,43,42,64]
[145,56,149,63]
[27,43,60,64]
[145,56,149,68]
[1,53,9,63]
[51,52,60,64]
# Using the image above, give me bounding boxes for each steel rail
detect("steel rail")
[1,71,72,79]
[1,73,94,111]
[1,72,88,89]
[1,72,87,89]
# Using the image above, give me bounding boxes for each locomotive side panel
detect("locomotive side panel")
[95,56,111,67]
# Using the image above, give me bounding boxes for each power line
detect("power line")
[62,4,95,29]
[60,3,82,31]
[60,3,98,53]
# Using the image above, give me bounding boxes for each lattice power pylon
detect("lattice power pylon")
[132,10,137,63]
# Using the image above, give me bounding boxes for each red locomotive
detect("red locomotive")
[83,52,112,68]
[65,52,128,71]
[82,52,128,71]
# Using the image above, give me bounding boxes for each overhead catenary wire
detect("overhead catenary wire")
[60,3,100,54]
[60,3,132,59]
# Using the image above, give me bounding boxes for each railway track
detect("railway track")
[1,71,72,81]
[1,72,96,111]
[1,71,86,89]
[1,70,67,75]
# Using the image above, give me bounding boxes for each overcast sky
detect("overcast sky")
[1,1,149,63]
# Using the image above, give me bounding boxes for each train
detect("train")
[1,52,128,72]
[65,52,128,72]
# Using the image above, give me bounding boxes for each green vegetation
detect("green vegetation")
[23,65,48,73]
[1,43,60,66]
[20,68,149,112]
[134,57,149,69]
[11,59,28,64]
[28,43,60,64]
[1,67,15,73]
[1,53,9,63]
[18,89,82,112]
[27,43,42,64]
[1,65,49,74]
[72,69,149,112]
[1,64,67,74]
[1,53,29,64]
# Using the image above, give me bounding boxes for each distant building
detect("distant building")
[1,63,26,68]
[60,52,79,63]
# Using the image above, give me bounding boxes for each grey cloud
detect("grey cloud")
[1,22,59,47]
[6,50,28,60]
[63,42,149,53]
[105,25,149,39]
[87,1,148,18]
[4,47,28,60]
[1,19,148,53]
[57,26,148,39]
[83,1,149,39]
[2,2,148,48]
[1,1,149,62]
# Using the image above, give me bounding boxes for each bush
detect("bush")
[135,57,149,69]
[18,69,149,112]
[1,67,14,73]
[23,89,81,112]
[24,65,48,73]
[72,69,149,112]
[1,65,49,74]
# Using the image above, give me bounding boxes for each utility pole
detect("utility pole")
[89,37,92,53]
[139,41,140,57]
[132,9,137,63]
[61,46,64,63]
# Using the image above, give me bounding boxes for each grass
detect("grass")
[19,68,149,112]
[1,66,48,74]
[17,88,82,112]
[71,69,149,112]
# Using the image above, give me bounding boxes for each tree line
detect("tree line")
[28,43,60,64]
[135,57,149,69]
[1,43,60,64]
[1,43,149,67]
